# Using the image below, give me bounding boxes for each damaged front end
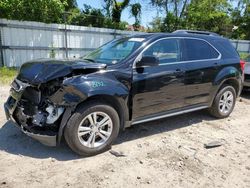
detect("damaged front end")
[5,78,67,146]
[4,59,107,146]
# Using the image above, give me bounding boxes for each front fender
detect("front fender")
[52,74,130,144]
[49,74,130,107]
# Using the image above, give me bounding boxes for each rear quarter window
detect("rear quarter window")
[213,39,239,59]
[182,39,220,61]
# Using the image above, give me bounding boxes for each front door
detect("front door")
[131,38,186,120]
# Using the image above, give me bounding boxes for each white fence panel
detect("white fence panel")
[0,19,141,67]
[231,40,250,53]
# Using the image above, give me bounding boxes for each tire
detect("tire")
[209,85,236,118]
[64,101,120,156]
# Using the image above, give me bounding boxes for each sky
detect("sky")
[76,0,162,27]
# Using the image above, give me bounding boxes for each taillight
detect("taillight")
[240,60,246,72]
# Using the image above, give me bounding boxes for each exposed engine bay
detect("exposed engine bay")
[11,78,65,134]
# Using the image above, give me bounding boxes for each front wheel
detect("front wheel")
[64,102,120,156]
[209,85,236,118]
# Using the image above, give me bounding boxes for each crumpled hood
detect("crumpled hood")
[17,59,107,85]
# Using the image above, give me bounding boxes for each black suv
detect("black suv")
[4,30,244,156]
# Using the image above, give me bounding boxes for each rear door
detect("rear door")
[132,38,186,119]
[181,38,221,106]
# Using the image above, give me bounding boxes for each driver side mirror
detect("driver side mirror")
[136,56,159,68]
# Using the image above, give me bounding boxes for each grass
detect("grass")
[239,52,250,61]
[0,67,18,85]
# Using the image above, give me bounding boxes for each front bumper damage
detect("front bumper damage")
[4,97,58,146]
[4,79,70,147]
[4,103,57,147]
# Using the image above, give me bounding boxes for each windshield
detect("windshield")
[82,37,144,65]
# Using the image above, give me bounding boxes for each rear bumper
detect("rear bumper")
[4,98,57,147]
[244,74,250,87]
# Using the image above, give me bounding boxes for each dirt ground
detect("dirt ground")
[0,85,250,188]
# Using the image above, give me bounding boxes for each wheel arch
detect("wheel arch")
[75,94,130,131]
[209,77,241,107]
[220,79,240,96]
[213,66,242,95]
[55,75,131,143]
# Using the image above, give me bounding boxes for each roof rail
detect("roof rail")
[173,30,220,37]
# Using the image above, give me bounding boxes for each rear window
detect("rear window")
[182,39,220,61]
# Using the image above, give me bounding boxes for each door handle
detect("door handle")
[175,68,182,72]
[213,62,219,69]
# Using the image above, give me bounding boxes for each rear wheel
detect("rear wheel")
[209,85,236,118]
[64,102,120,156]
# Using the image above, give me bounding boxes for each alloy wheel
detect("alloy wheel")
[77,112,113,148]
[219,90,234,114]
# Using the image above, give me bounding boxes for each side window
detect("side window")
[182,39,219,61]
[142,39,180,64]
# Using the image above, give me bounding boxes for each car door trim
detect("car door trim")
[133,37,222,68]
[132,105,208,125]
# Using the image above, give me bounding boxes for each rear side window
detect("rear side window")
[214,39,239,58]
[182,39,220,61]
[142,38,180,64]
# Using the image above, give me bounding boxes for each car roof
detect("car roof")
[130,32,224,42]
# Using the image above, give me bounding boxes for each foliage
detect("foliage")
[70,4,105,27]
[103,0,113,18]
[49,44,56,58]
[0,0,249,39]
[149,0,249,39]
[0,0,66,23]
[62,0,77,11]
[231,1,250,40]
[150,0,189,30]
[0,67,18,85]
[130,3,142,30]
[148,17,163,32]
[69,4,128,30]
[239,52,250,61]
[185,0,231,35]
[111,0,130,23]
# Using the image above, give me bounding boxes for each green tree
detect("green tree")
[149,16,163,32]
[0,0,66,23]
[68,3,129,30]
[185,0,231,35]
[70,4,106,27]
[150,0,189,31]
[130,3,142,30]
[231,0,250,39]
[111,0,130,23]
[103,0,113,17]
[62,0,77,11]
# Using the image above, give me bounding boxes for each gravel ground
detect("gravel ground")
[0,85,250,188]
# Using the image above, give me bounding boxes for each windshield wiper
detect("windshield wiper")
[82,58,96,63]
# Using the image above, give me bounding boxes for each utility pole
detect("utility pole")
[0,28,4,67]
[63,12,70,59]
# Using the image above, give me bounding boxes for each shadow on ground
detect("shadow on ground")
[0,110,215,161]
[241,88,250,100]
